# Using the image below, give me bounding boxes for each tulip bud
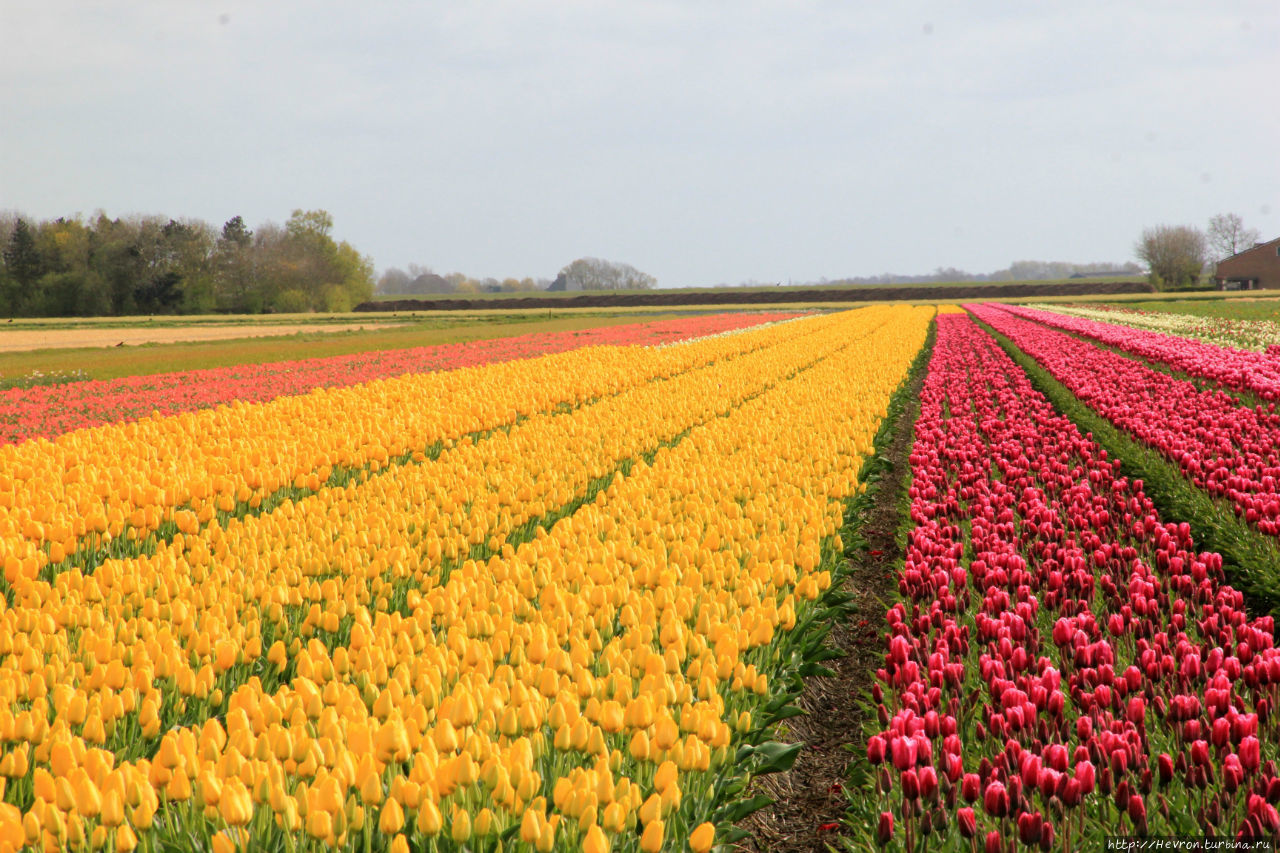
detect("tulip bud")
[875,811,893,846]
[867,736,886,766]
[1211,717,1230,748]
[1075,760,1096,794]
[891,737,917,772]
[1241,736,1261,773]
[919,766,939,801]
[1128,794,1147,835]
[983,782,1008,818]
[1190,740,1210,768]
[985,830,1002,853]
[1018,811,1043,846]
[1126,696,1145,727]
[1252,795,1280,833]
[902,770,920,801]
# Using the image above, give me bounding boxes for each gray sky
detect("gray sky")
[2,1,1277,287]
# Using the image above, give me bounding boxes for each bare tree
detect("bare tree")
[1135,225,1207,290]
[378,267,411,294]
[1207,213,1261,261]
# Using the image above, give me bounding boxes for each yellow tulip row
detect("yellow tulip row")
[0,310,872,768]
[0,306,933,852]
[0,319,806,579]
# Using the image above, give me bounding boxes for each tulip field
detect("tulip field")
[1035,302,1280,353]
[5,302,1280,852]
[852,313,1280,850]
[0,313,790,446]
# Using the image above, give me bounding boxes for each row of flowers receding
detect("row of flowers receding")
[853,313,1280,851]
[0,313,794,447]
[1000,304,1280,402]
[1032,302,1280,356]
[0,308,870,775]
[0,306,933,852]
[0,314,801,588]
[968,304,1280,544]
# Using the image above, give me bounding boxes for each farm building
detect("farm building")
[1215,236,1280,290]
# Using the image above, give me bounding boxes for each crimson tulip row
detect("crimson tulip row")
[968,304,1280,541]
[0,312,792,446]
[999,303,1280,402]
[856,314,1280,851]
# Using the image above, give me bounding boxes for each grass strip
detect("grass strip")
[972,313,1280,615]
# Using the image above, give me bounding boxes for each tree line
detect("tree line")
[1136,212,1263,290]
[0,209,374,316]
[376,257,656,296]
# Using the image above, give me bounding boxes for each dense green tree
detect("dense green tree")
[2,218,42,313]
[0,208,375,317]
[212,216,257,313]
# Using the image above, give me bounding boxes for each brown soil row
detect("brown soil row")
[737,352,927,853]
[360,281,1152,312]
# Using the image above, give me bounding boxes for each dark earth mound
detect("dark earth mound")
[358,280,1153,312]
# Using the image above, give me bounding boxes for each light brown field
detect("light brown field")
[0,322,402,353]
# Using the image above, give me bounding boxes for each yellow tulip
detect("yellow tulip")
[652,760,678,793]
[115,824,138,853]
[640,818,665,853]
[378,798,405,835]
[416,800,442,836]
[474,807,494,836]
[450,806,472,843]
[581,823,609,853]
[306,809,333,841]
[690,822,715,853]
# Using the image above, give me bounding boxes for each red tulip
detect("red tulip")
[891,736,917,772]
[876,811,893,846]
[901,769,920,801]
[1241,736,1261,773]
[1075,761,1096,794]
[919,766,939,800]
[983,782,1009,818]
[1224,754,1244,792]
[867,736,886,765]
[962,773,981,803]
[1017,812,1043,846]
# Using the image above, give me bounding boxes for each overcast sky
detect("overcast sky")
[2,1,1277,287]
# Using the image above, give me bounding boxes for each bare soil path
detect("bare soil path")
[738,359,925,853]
